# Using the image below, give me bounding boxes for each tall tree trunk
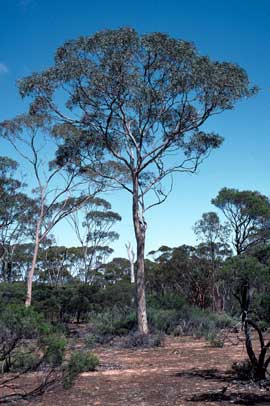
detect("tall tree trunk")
[25,220,41,307]
[133,178,148,335]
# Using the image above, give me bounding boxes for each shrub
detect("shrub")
[207,331,224,348]
[85,334,98,349]
[11,351,41,372]
[0,305,76,404]
[148,304,234,337]
[88,308,137,338]
[42,334,67,367]
[112,332,164,349]
[0,304,66,373]
[148,308,180,334]
[63,352,99,389]
[0,282,26,305]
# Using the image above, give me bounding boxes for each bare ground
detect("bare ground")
[23,333,270,406]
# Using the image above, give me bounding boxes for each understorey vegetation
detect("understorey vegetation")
[0,304,99,403]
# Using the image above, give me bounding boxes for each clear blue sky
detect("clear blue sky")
[0,0,270,257]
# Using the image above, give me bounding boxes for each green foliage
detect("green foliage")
[114,332,164,349]
[93,280,134,309]
[63,352,99,389]
[148,308,180,334]
[253,294,270,324]
[12,28,256,335]
[147,293,186,310]
[193,211,231,247]
[11,351,41,372]
[0,282,26,304]
[147,245,218,309]
[148,303,234,337]
[42,334,67,366]
[88,307,137,339]
[221,255,268,285]
[206,331,224,348]
[0,157,38,283]
[220,255,270,315]
[68,293,91,323]
[212,188,270,254]
[85,334,98,349]
[0,304,66,373]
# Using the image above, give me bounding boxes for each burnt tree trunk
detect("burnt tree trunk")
[241,283,269,380]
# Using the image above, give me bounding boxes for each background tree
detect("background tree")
[16,28,255,333]
[102,257,131,285]
[1,116,97,306]
[148,244,213,308]
[36,245,75,287]
[69,197,121,284]
[212,188,270,255]
[0,157,36,282]
[194,211,231,310]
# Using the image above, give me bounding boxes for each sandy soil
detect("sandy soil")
[28,334,266,406]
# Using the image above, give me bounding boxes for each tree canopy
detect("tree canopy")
[6,27,256,333]
[212,188,270,255]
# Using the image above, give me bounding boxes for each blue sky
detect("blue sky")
[0,0,270,257]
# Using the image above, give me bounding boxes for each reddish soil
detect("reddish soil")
[28,334,267,406]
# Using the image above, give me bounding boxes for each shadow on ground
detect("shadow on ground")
[175,368,270,405]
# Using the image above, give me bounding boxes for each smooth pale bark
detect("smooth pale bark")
[126,242,135,284]
[25,219,41,306]
[132,177,148,335]
[25,191,44,307]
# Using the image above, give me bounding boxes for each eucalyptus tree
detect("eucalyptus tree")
[36,245,75,286]
[0,157,36,282]
[148,244,212,308]
[212,188,270,255]
[16,28,255,333]
[194,212,231,310]
[102,257,131,285]
[69,197,121,284]
[0,116,98,306]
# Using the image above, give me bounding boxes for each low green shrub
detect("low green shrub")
[148,308,180,334]
[0,282,26,305]
[112,332,164,349]
[148,304,234,337]
[85,334,98,349]
[88,308,136,337]
[206,331,224,348]
[63,352,99,389]
[42,334,67,367]
[10,351,41,372]
[0,304,66,373]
